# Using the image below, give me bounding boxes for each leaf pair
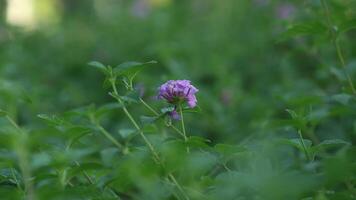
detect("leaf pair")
[281,138,350,160]
[89,60,157,89]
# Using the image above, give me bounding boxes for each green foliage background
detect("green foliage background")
[0,0,356,199]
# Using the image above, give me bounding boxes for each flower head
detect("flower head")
[158,80,199,108]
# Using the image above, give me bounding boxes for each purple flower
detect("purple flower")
[169,110,180,120]
[276,3,296,19]
[158,80,199,108]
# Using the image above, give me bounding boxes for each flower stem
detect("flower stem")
[139,98,185,138]
[111,81,159,161]
[179,105,189,153]
[110,81,189,199]
[140,98,159,115]
[320,0,356,94]
[95,122,124,151]
[298,129,311,161]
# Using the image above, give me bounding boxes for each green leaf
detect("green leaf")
[183,105,202,113]
[108,92,120,100]
[306,108,329,125]
[287,95,323,106]
[338,19,356,34]
[95,103,122,119]
[330,67,347,81]
[330,94,353,105]
[118,129,137,140]
[67,127,92,148]
[63,104,96,119]
[88,61,109,75]
[285,109,307,130]
[67,162,104,180]
[161,106,175,114]
[19,90,33,104]
[318,139,350,147]
[214,144,247,156]
[31,152,52,169]
[114,60,157,78]
[37,114,65,126]
[279,21,328,41]
[120,90,141,104]
[312,139,350,155]
[286,109,299,119]
[280,138,312,152]
[186,136,211,148]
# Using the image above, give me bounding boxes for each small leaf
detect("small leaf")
[183,105,202,113]
[286,109,298,119]
[88,61,108,75]
[279,21,328,41]
[280,138,312,152]
[108,92,122,103]
[67,162,104,180]
[67,127,92,148]
[330,94,353,105]
[186,136,211,148]
[120,90,141,104]
[306,108,329,124]
[338,19,356,34]
[312,139,350,155]
[161,106,175,114]
[19,91,33,104]
[330,67,347,81]
[285,109,307,130]
[118,129,137,140]
[114,60,157,78]
[37,114,65,126]
[95,103,122,119]
[214,144,247,156]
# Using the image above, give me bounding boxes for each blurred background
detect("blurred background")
[0,0,355,143]
[1,1,356,199]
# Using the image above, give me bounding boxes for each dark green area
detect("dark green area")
[0,0,356,199]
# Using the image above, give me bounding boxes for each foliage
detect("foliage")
[0,0,356,199]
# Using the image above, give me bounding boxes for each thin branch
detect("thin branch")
[320,0,356,94]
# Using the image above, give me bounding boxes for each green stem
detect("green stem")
[6,116,23,133]
[140,98,185,138]
[169,124,186,138]
[88,108,124,153]
[110,81,189,200]
[95,123,123,151]
[298,130,311,161]
[179,105,189,153]
[140,98,159,115]
[320,0,356,94]
[74,161,94,184]
[168,174,190,200]
[5,116,35,200]
[122,104,160,162]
